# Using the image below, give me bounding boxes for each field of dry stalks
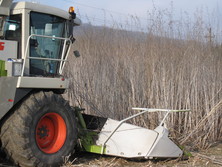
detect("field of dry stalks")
[61,143,222,167]
[65,9,222,151]
[1,143,222,167]
[0,9,221,167]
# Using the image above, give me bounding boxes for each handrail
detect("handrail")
[21,34,71,76]
[132,108,190,126]
[100,108,190,154]
[28,57,67,61]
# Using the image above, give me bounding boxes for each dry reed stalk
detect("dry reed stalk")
[64,8,222,149]
[192,153,222,166]
[181,100,222,145]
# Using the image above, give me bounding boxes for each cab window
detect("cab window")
[29,12,68,76]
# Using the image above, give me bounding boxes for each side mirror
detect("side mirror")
[74,17,81,26]
[70,35,75,43]
[74,50,80,58]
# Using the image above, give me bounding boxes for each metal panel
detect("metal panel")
[17,76,69,89]
[0,40,18,61]
[146,126,183,158]
[0,77,17,119]
[90,108,187,159]
[0,77,31,119]
[11,2,69,20]
[96,118,158,158]
[0,0,13,15]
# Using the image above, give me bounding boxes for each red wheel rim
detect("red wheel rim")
[36,113,67,154]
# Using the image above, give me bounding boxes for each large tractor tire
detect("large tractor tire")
[0,91,78,167]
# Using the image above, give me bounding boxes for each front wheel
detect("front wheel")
[0,91,78,167]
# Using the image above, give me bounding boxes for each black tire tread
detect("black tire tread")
[0,91,77,167]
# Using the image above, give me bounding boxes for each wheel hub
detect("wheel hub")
[35,113,67,154]
[37,125,49,139]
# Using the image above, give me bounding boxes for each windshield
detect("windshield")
[29,12,69,76]
[3,15,22,39]
[1,14,22,57]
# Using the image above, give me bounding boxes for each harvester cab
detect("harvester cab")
[0,1,80,77]
[0,1,189,167]
[0,1,83,166]
[0,1,80,118]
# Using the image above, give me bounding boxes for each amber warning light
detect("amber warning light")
[69,6,75,14]
[69,6,76,19]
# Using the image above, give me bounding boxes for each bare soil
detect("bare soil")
[1,143,222,167]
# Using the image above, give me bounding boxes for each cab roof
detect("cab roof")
[11,1,70,20]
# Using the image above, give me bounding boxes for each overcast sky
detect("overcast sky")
[16,0,222,30]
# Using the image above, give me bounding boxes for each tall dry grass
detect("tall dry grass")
[64,8,222,150]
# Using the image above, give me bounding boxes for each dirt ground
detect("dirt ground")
[64,143,222,167]
[1,143,222,167]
